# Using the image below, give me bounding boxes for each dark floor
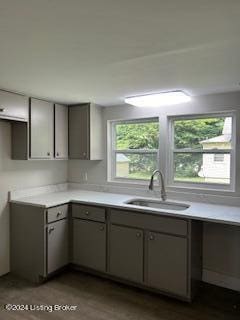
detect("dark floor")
[0,270,239,320]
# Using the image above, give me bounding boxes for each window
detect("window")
[171,115,233,186]
[110,118,159,181]
[214,154,224,162]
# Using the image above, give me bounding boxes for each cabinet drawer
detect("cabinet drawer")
[72,204,105,222]
[110,209,187,236]
[47,204,68,223]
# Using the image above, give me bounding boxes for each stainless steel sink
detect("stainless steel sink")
[125,199,190,211]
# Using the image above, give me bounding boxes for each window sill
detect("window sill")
[167,183,235,194]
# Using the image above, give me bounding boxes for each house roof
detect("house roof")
[116,154,129,162]
[200,117,232,144]
[201,134,231,144]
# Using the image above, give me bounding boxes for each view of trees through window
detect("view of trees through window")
[114,120,159,180]
[113,116,232,185]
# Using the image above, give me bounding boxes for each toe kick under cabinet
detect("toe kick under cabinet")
[10,202,202,301]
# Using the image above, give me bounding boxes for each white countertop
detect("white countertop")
[10,188,240,226]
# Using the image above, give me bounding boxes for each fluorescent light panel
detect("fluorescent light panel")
[125,91,191,107]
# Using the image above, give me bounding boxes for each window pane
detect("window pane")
[115,121,159,150]
[116,153,158,180]
[174,117,232,150]
[174,153,230,184]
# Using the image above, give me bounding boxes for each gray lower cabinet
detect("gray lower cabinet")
[47,219,69,274]
[145,231,188,296]
[30,98,54,159]
[11,202,201,301]
[109,225,143,283]
[10,203,69,283]
[109,209,202,300]
[72,219,106,272]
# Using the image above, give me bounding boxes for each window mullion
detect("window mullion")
[173,149,231,154]
[114,149,158,154]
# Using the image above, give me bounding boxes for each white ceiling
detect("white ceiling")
[0,0,240,106]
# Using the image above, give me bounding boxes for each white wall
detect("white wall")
[0,121,68,275]
[68,91,240,289]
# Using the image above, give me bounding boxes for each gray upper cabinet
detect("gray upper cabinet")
[145,232,188,297]
[54,104,68,159]
[47,219,69,275]
[0,90,28,122]
[72,219,106,272]
[109,224,143,283]
[69,103,103,160]
[30,98,54,159]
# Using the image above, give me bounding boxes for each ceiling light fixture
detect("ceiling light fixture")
[124,91,191,107]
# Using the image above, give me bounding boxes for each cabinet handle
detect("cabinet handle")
[99,226,105,231]
[57,211,62,217]
[47,152,50,156]
[56,152,59,157]
[49,227,55,233]
[136,232,141,238]
[85,211,89,215]
[149,234,155,241]
[0,108,5,112]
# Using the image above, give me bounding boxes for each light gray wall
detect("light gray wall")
[0,121,68,276]
[68,91,240,286]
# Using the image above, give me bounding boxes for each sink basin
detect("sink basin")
[125,199,190,211]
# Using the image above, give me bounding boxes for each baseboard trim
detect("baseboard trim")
[203,269,240,291]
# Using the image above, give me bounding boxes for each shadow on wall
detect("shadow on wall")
[0,121,68,275]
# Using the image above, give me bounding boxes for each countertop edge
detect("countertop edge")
[10,194,240,227]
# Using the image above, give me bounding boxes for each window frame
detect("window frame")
[109,117,160,184]
[167,112,236,191]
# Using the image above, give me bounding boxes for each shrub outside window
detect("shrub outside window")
[111,118,159,181]
[171,115,233,187]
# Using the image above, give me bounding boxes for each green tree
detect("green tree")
[116,122,159,178]
[116,122,159,150]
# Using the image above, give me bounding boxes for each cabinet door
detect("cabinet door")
[146,232,188,297]
[30,98,54,158]
[47,219,69,274]
[0,90,28,121]
[54,104,68,159]
[69,104,89,159]
[109,225,143,283]
[73,219,106,271]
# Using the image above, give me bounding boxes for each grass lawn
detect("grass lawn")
[125,172,206,182]
[121,172,228,185]
[174,176,205,183]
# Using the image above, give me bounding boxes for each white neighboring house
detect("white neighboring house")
[198,117,231,184]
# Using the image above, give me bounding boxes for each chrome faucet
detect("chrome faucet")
[149,170,167,201]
